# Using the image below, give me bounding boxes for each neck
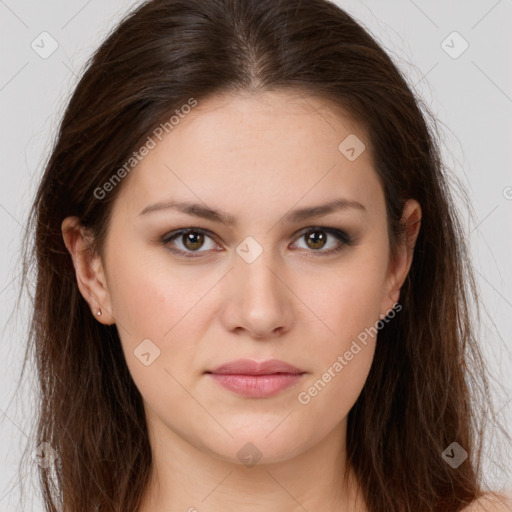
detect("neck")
[137,415,367,512]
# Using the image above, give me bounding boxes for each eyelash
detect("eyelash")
[160,226,353,259]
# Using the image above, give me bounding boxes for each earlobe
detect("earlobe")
[61,216,115,325]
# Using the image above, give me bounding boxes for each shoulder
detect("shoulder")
[463,493,512,512]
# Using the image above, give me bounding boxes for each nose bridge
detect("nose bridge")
[235,235,282,302]
[224,234,292,336]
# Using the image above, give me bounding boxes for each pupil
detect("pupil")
[307,231,326,250]
[184,232,204,250]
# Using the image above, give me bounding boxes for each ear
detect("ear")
[380,199,422,317]
[61,216,115,325]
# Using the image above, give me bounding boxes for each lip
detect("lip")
[206,359,306,398]
[208,358,304,376]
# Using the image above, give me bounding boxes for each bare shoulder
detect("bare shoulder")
[463,493,512,512]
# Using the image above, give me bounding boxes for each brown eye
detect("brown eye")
[304,230,328,250]
[292,227,352,256]
[162,228,218,257]
[182,231,205,251]
[161,226,352,259]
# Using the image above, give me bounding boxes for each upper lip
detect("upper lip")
[207,359,305,375]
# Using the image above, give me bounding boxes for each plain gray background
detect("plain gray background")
[1,1,511,510]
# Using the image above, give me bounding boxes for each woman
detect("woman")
[17,0,510,510]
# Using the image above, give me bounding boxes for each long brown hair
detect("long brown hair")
[14,0,509,510]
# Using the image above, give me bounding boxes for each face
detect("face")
[64,89,420,466]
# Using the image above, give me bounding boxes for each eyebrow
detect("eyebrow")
[139,197,366,226]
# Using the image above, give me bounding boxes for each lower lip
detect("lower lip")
[208,373,304,398]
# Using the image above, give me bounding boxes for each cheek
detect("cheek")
[106,245,201,340]
[108,266,169,338]
[295,338,375,443]
[306,253,387,344]
[106,258,205,406]
[105,248,217,380]
[291,255,386,421]
[293,317,377,438]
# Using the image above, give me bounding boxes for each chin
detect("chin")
[202,427,311,467]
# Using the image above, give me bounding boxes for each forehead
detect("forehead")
[114,89,382,221]
[170,89,368,158]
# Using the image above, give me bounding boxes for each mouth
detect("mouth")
[205,359,306,398]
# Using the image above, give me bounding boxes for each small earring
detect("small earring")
[96,309,102,316]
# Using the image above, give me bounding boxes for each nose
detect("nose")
[220,244,295,339]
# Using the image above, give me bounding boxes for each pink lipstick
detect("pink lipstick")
[206,359,306,398]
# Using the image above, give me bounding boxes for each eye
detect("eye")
[290,227,352,256]
[161,228,219,257]
[160,226,352,258]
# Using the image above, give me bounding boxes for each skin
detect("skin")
[62,89,423,512]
